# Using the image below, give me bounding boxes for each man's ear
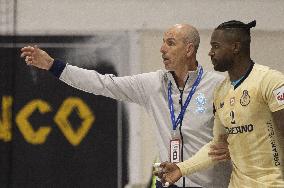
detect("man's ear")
[232,42,241,54]
[186,43,195,57]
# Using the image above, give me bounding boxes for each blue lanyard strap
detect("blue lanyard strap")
[168,66,203,130]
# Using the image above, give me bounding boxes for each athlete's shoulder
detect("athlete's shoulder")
[253,63,284,80]
[252,63,271,75]
[252,63,282,75]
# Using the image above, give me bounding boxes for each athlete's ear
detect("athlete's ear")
[232,42,241,54]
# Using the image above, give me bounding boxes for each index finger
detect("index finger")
[21,46,34,52]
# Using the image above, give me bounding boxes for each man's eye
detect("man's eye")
[167,41,175,46]
[214,45,219,49]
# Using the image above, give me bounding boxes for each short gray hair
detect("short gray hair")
[183,25,200,52]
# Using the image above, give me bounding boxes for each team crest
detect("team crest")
[240,90,250,106]
[195,93,207,113]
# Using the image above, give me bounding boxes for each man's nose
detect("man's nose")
[160,44,166,53]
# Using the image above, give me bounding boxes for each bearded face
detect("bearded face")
[209,30,235,72]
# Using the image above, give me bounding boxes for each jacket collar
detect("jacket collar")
[164,65,203,92]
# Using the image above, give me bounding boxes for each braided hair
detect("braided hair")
[215,20,256,50]
[216,20,256,30]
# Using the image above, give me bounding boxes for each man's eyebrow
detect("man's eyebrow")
[210,41,219,45]
[162,37,176,43]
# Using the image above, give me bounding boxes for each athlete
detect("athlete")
[156,20,284,188]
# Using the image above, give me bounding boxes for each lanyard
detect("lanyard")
[168,66,203,130]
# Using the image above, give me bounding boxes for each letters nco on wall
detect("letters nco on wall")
[0,96,95,146]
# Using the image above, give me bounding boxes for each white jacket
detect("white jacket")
[56,63,231,188]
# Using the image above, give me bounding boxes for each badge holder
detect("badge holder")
[170,129,180,163]
[167,67,203,163]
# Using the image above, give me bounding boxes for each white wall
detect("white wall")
[16,0,284,33]
[10,0,284,187]
[141,30,284,72]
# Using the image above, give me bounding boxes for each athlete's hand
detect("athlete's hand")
[20,45,54,70]
[208,135,230,161]
[153,162,182,186]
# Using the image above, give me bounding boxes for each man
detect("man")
[157,20,284,188]
[20,24,231,188]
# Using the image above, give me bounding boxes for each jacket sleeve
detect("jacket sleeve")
[59,63,157,106]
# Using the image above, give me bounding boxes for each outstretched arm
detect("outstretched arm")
[20,46,156,105]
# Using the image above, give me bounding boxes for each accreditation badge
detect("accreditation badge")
[170,130,181,163]
[170,139,180,163]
